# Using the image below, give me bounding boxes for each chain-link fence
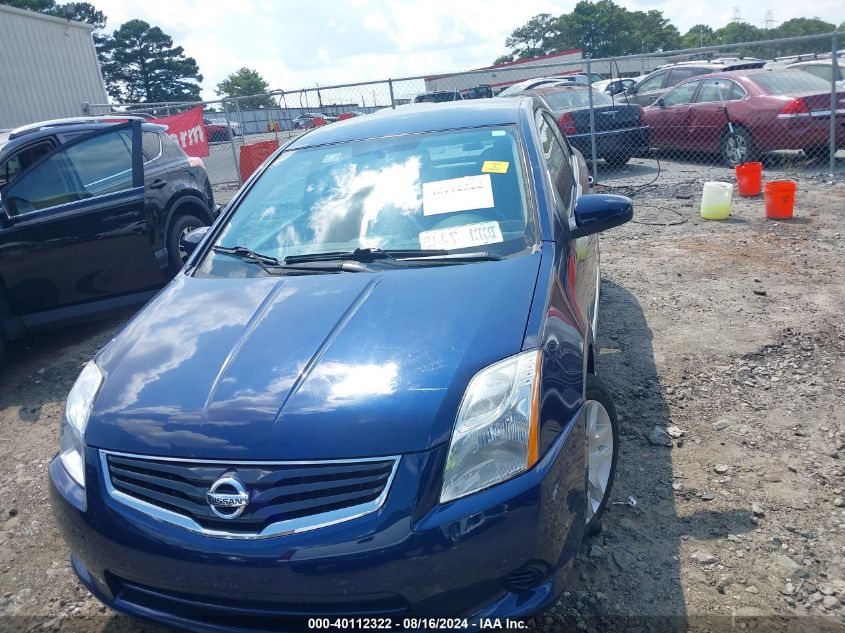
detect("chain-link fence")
[87,32,842,203]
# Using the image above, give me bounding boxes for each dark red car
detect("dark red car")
[203,118,230,142]
[642,69,845,165]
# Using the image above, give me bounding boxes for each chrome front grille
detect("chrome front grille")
[100,450,399,539]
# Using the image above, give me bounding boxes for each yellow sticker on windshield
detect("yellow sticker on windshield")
[482,160,509,174]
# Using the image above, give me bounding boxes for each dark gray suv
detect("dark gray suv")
[625,58,766,106]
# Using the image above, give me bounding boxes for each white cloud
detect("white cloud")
[92,0,844,103]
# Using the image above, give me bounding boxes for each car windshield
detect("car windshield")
[199,125,533,275]
[541,89,614,108]
[752,70,831,94]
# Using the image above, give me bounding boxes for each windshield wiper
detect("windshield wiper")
[213,245,280,266]
[212,245,342,274]
[284,248,502,265]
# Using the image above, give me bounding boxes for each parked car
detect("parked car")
[413,90,463,103]
[498,74,591,96]
[203,118,230,142]
[0,117,217,356]
[207,117,242,137]
[593,77,641,96]
[783,59,845,89]
[292,113,331,129]
[642,69,845,165]
[625,58,767,106]
[49,98,632,626]
[461,84,493,99]
[504,85,650,167]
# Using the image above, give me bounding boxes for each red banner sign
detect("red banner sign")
[151,105,209,158]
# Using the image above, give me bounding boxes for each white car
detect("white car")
[497,75,591,96]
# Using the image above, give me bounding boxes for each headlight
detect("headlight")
[441,349,542,503]
[59,361,102,487]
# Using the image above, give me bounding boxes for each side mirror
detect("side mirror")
[626,85,637,95]
[570,194,633,239]
[180,225,210,258]
[654,97,666,108]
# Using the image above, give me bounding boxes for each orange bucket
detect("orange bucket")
[764,180,797,220]
[735,161,762,197]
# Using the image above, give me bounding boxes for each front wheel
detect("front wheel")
[721,127,755,167]
[584,374,619,536]
[167,213,206,272]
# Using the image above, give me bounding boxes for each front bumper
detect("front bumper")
[49,411,587,631]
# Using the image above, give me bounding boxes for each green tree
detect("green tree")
[681,24,715,49]
[98,19,202,103]
[493,53,514,65]
[502,2,681,60]
[504,13,563,58]
[1,0,105,27]
[0,0,55,11]
[770,18,837,55]
[215,67,274,108]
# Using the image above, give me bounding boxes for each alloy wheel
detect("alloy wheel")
[585,399,614,524]
[178,225,198,263]
[725,134,748,165]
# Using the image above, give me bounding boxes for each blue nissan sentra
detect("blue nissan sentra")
[49,97,632,629]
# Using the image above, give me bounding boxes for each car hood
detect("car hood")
[88,256,542,460]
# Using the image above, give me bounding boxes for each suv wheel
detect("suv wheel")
[584,374,619,536]
[168,213,205,271]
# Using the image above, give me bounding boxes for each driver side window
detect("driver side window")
[3,128,133,216]
[537,113,575,219]
[636,72,665,93]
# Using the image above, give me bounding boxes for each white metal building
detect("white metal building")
[424,50,585,93]
[0,4,108,130]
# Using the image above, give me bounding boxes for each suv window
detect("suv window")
[3,128,133,216]
[666,68,703,87]
[0,140,54,190]
[663,81,700,106]
[142,131,162,163]
[800,64,832,82]
[537,112,575,215]
[636,72,665,93]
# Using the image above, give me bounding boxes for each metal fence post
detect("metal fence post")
[388,79,396,109]
[586,59,599,180]
[830,33,839,176]
[223,99,242,185]
[235,97,244,144]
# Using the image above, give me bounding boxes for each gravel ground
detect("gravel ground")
[0,155,843,632]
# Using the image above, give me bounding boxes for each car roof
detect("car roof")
[287,99,529,149]
[1,118,166,153]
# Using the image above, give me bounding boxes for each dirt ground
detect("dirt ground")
[0,158,843,632]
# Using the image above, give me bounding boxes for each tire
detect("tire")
[167,213,206,272]
[584,374,619,537]
[604,154,631,168]
[721,127,755,167]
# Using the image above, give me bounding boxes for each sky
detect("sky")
[92,0,845,103]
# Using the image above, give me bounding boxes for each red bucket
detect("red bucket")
[764,180,797,220]
[735,161,762,197]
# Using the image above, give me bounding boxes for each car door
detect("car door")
[649,80,701,150]
[629,71,667,106]
[536,111,596,335]
[688,79,746,151]
[0,121,165,319]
